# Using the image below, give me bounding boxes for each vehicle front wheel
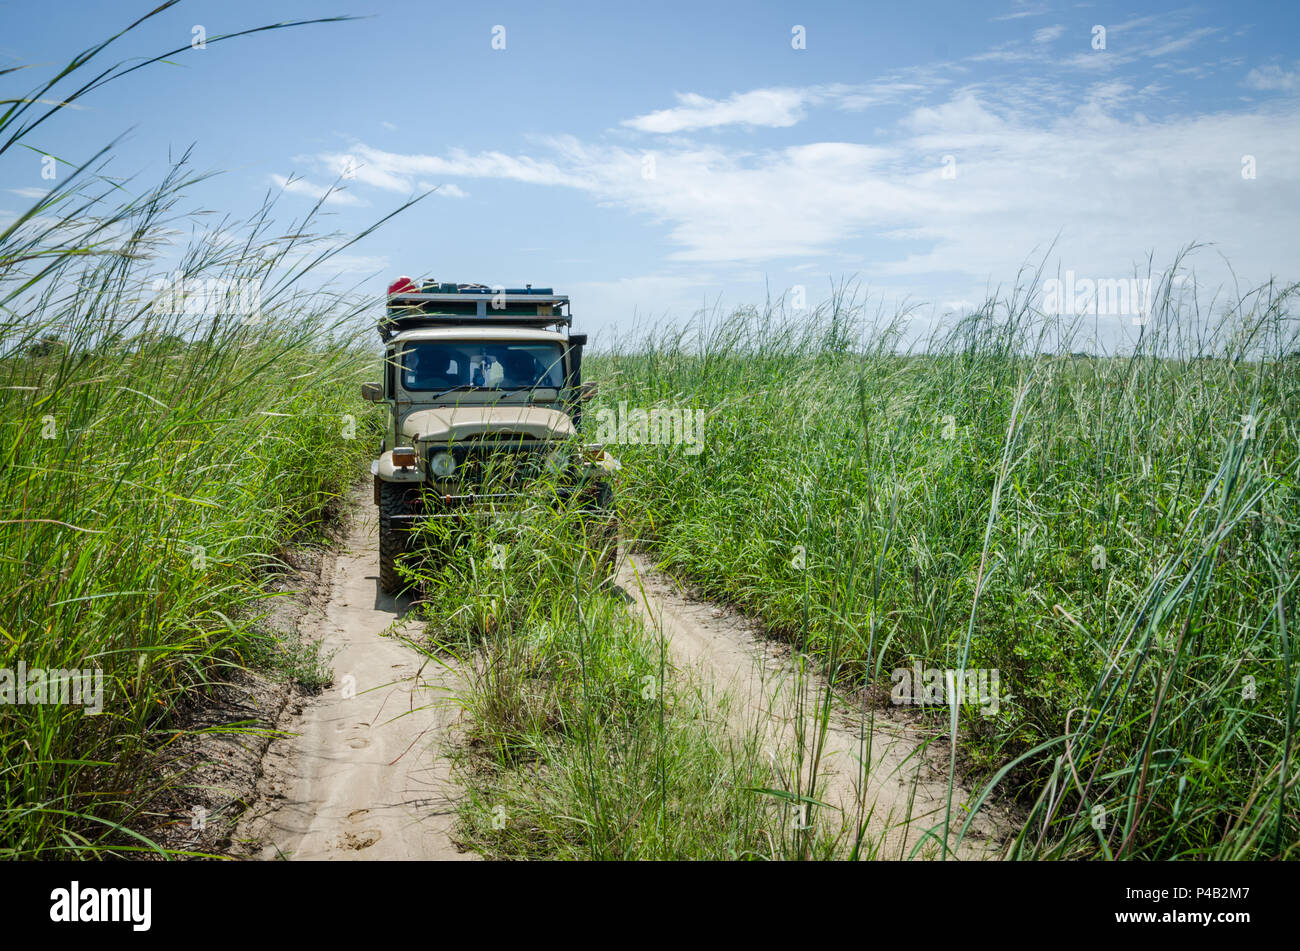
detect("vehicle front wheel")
[378,481,413,594]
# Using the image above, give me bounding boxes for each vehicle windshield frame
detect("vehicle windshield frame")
[400,340,566,393]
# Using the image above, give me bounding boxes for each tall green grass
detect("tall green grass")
[410,463,988,859]
[408,482,823,859]
[0,6,396,857]
[593,262,1299,859]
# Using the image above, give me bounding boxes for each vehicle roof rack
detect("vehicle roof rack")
[380,279,571,340]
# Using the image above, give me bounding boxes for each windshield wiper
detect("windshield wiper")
[425,384,484,394]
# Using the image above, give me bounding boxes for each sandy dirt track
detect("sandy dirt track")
[616,552,1013,859]
[235,493,473,861]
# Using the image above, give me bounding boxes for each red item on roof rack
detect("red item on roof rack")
[387,276,417,297]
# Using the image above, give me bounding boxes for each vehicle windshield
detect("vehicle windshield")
[401,341,565,392]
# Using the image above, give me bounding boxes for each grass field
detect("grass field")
[406,267,1299,861]
[589,274,1300,859]
[0,221,380,855]
[0,10,390,855]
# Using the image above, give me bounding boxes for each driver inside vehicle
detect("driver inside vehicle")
[501,350,538,388]
[402,347,423,388]
[472,352,504,388]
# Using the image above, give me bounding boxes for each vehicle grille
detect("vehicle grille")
[432,437,551,489]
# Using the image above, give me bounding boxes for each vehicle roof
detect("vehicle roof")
[389,327,568,346]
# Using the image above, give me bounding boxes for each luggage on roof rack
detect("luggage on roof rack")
[380,277,571,340]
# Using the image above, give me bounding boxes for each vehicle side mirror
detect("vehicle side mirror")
[361,382,382,402]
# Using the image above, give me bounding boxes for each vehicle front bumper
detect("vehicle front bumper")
[376,475,607,523]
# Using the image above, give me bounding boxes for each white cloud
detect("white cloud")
[904,92,1007,136]
[1059,51,1133,71]
[1144,27,1220,58]
[414,181,468,198]
[287,71,1300,311]
[1086,81,1134,104]
[832,78,951,111]
[314,145,584,191]
[565,274,723,344]
[351,90,1298,294]
[970,47,1048,64]
[623,88,811,133]
[8,187,48,199]
[1245,65,1300,92]
[270,174,366,206]
[1033,25,1065,44]
[618,78,953,133]
[992,2,1050,21]
[1109,14,1165,35]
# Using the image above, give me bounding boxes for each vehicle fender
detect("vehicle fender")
[376,450,425,481]
[373,450,424,497]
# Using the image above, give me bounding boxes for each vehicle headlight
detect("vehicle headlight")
[543,447,568,475]
[428,450,456,478]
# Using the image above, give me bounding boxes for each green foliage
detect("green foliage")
[0,7,391,857]
[593,270,1300,859]
[409,493,788,860]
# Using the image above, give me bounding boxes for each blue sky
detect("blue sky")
[2,0,1299,346]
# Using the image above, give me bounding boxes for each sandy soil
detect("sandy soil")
[234,491,474,861]
[616,552,1015,859]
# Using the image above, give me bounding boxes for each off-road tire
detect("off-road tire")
[378,481,412,595]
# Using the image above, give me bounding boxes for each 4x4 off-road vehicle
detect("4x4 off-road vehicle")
[361,278,618,594]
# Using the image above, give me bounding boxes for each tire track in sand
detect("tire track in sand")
[236,490,474,861]
[616,552,1015,860]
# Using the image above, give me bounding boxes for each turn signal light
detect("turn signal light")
[392,447,417,468]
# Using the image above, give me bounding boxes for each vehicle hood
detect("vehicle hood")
[401,405,576,443]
